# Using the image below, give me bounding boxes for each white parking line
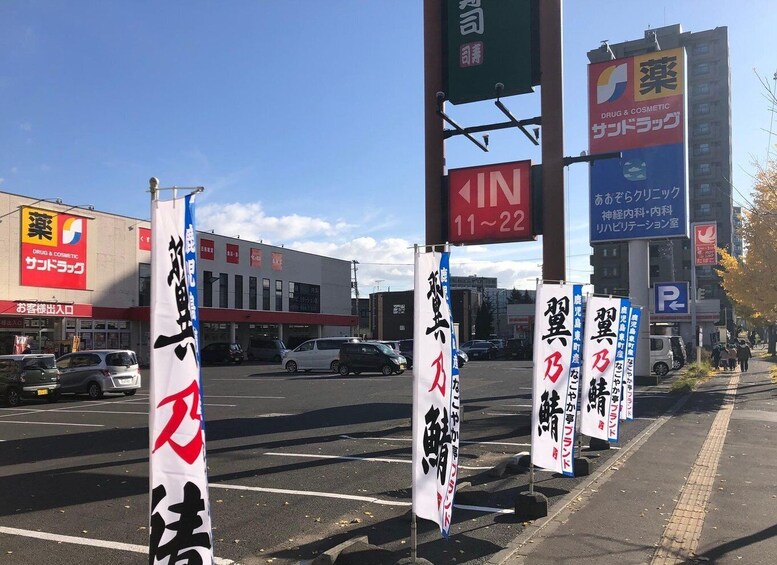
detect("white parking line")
[501,404,532,408]
[255,413,294,418]
[0,420,103,427]
[487,412,527,417]
[0,526,233,564]
[210,483,511,515]
[264,452,492,471]
[338,434,530,448]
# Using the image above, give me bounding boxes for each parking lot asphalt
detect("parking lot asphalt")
[0,360,683,564]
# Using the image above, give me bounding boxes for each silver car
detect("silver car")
[56,350,141,399]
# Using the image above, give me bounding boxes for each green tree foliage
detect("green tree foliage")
[507,288,522,304]
[475,298,494,339]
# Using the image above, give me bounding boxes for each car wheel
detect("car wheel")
[672,359,682,370]
[285,361,298,373]
[5,388,21,407]
[273,355,282,363]
[395,370,405,375]
[330,360,340,373]
[653,362,669,377]
[87,382,103,400]
[46,391,60,403]
[339,364,349,376]
[381,365,393,376]
[123,390,137,396]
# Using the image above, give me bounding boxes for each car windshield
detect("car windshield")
[23,356,56,369]
[374,343,394,355]
[106,352,136,366]
[472,343,491,349]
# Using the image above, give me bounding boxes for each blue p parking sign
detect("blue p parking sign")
[654,282,689,314]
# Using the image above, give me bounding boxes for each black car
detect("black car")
[398,339,414,368]
[467,342,498,360]
[200,342,244,365]
[338,342,407,376]
[506,338,532,360]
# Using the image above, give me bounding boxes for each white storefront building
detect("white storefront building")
[0,191,355,364]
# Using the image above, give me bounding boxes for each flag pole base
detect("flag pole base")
[589,437,611,451]
[515,491,548,521]
[573,457,592,476]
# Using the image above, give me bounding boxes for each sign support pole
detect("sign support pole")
[628,240,651,379]
[423,0,445,247]
[540,0,565,280]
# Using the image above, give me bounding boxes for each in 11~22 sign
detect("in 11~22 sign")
[447,160,534,245]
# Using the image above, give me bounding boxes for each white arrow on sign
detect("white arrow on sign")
[457,171,522,208]
[657,285,686,312]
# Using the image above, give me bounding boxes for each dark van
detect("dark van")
[247,337,288,362]
[337,342,407,376]
[0,354,61,407]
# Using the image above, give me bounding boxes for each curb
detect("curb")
[487,386,694,565]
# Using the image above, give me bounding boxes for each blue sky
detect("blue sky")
[2,1,775,292]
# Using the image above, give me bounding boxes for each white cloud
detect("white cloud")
[196,199,550,292]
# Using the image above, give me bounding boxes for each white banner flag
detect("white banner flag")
[412,249,460,537]
[621,307,642,421]
[531,282,583,475]
[607,299,631,442]
[149,194,213,564]
[579,296,627,441]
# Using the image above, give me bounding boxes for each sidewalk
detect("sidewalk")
[500,357,777,564]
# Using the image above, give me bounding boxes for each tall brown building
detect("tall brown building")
[587,25,733,328]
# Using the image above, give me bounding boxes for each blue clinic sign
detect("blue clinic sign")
[654,282,689,315]
[590,143,688,242]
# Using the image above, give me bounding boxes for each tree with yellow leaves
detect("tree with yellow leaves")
[718,161,777,351]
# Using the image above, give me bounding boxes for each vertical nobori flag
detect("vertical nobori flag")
[607,299,631,442]
[580,296,624,441]
[621,307,642,421]
[412,249,460,538]
[531,282,583,475]
[149,195,213,564]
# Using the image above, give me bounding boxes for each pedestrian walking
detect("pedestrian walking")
[711,344,721,370]
[719,346,729,371]
[727,344,738,371]
[737,340,752,372]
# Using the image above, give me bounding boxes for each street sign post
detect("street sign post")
[654,282,689,315]
[447,160,535,245]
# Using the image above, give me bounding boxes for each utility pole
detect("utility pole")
[423,0,445,246]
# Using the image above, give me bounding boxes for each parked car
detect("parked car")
[283,337,361,373]
[247,337,288,362]
[200,342,244,365]
[0,354,61,407]
[56,350,141,399]
[337,342,407,376]
[465,342,498,360]
[650,337,675,376]
[457,350,469,367]
[489,339,506,357]
[505,338,532,360]
[398,339,414,368]
[649,335,687,370]
[459,340,489,355]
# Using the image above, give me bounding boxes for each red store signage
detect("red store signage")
[250,247,262,268]
[226,243,240,264]
[448,160,534,245]
[138,227,152,251]
[694,223,717,266]
[0,300,93,318]
[200,238,215,260]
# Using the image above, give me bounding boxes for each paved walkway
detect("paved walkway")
[499,357,777,564]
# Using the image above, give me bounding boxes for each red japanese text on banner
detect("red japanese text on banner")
[411,250,460,538]
[149,195,213,564]
[579,296,624,441]
[531,282,583,475]
[620,307,642,421]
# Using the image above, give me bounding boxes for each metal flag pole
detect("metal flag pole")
[411,243,419,564]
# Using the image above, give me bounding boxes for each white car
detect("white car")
[649,337,674,376]
[283,337,361,373]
